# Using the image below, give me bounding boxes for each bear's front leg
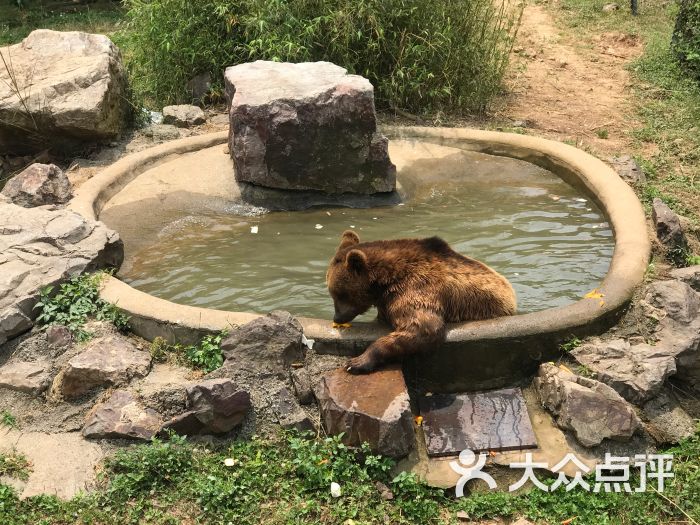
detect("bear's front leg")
[347,310,446,374]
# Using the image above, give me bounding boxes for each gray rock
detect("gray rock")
[0,30,127,155]
[608,155,645,184]
[185,378,251,433]
[642,389,696,445]
[670,265,700,292]
[315,365,414,457]
[162,105,206,128]
[645,280,700,389]
[570,338,676,403]
[0,360,50,395]
[216,311,305,379]
[534,363,641,447]
[56,335,151,399]
[83,390,162,440]
[602,3,620,11]
[0,202,123,345]
[224,61,396,194]
[291,367,314,405]
[272,387,314,432]
[652,198,688,264]
[1,163,72,207]
[143,124,180,142]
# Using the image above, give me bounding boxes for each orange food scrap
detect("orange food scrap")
[332,322,352,329]
[414,416,424,426]
[584,289,604,299]
[558,364,573,374]
[561,518,576,525]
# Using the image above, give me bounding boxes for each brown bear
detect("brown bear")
[326,230,517,373]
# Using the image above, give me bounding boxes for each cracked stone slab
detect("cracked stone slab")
[534,363,640,448]
[570,338,676,403]
[0,202,123,345]
[0,360,51,395]
[420,387,537,457]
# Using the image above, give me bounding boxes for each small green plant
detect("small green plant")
[149,332,226,372]
[0,452,31,481]
[559,336,582,353]
[596,128,609,139]
[0,411,16,428]
[687,254,700,265]
[34,272,129,341]
[184,332,226,372]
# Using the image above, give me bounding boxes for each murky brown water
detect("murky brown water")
[120,146,613,319]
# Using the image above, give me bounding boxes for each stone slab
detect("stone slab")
[420,387,537,456]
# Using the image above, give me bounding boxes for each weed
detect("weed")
[0,411,16,428]
[34,272,129,341]
[184,332,226,372]
[596,128,609,139]
[0,452,31,481]
[559,336,582,352]
[149,332,226,372]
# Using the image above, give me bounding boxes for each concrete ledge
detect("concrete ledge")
[73,128,650,390]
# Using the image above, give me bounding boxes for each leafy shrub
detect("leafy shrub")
[120,0,521,113]
[672,0,700,79]
[34,272,129,341]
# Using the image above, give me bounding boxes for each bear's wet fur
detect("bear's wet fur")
[326,230,517,373]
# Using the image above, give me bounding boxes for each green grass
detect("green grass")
[0,430,697,524]
[0,1,124,46]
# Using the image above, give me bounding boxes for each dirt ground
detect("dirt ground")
[496,3,643,157]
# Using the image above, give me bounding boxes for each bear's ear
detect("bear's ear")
[345,249,368,274]
[338,230,360,250]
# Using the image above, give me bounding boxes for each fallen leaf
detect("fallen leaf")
[561,518,576,525]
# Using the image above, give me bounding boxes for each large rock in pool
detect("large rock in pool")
[315,365,414,458]
[0,201,123,345]
[0,30,127,155]
[224,61,396,194]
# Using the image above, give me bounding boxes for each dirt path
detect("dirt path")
[498,3,643,157]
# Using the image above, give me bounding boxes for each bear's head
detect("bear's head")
[326,230,374,324]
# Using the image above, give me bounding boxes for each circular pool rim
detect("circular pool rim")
[69,127,650,386]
